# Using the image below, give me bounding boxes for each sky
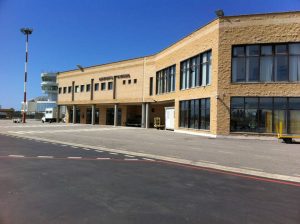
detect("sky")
[0,0,300,110]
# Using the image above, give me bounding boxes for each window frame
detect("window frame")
[231,42,300,83]
[108,82,113,90]
[180,49,212,90]
[101,82,106,91]
[156,64,176,95]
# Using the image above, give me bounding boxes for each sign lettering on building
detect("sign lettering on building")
[99,74,130,81]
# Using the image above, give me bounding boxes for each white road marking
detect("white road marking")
[109,152,118,155]
[60,145,68,147]
[143,158,155,161]
[8,155,24,158]
[96,157,110,160]
[240,166,263,172]
[67,156,82,159]
[124,155,135,158]
[218,150,233,154]
[37,156,53,159]
[3,134,299,183]
[71,146,78,148]
[95,150,103,153]
[124,158,139,161]
[83,148,90,151]
[198,160,217,164]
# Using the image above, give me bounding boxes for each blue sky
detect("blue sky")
[0,0,299,109]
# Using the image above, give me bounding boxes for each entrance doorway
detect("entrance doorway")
[106,108,122,125]
[86,108,92,124]
[75,109,80,123]
[95,109,99,124]
[69,108,73,123]
[165,107,175,130]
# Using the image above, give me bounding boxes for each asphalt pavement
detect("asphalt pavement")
[0,134,299,224]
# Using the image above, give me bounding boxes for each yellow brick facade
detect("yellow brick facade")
[57,11,300,136]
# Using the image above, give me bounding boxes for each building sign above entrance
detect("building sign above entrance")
[99,74,130,81]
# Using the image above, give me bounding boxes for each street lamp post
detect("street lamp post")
[20,28,33,123]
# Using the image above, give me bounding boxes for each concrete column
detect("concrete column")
[145,103,150,128]
[91,105,95,125]
[141,103,146,128]
[114,104,118,126]
[72,105,76,124]
[57,105,60,123]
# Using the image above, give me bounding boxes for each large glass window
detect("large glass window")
[156,65,176,94]
[231,97,300,134]
[180,50,212,89]
[179,98,210,130]
[232,43,300,82]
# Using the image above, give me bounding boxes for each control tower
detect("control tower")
[41,72,58,101]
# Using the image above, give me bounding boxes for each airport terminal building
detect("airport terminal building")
[57,11,300,137]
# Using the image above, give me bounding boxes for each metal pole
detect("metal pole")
[20,28,33,123]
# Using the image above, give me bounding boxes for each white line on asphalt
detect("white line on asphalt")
[83,148,90,151]
[254,155,272,159]
[198,160,217,164]
[8,155,24,158]
[96,157,110,160]
[143,158,155,161]
[124,158,139,161]
[240,166,263,172]
[218,151,233,154]
[37,156,53,159]
[6,134,300,183]
[67,157,82,159]
[60,145,67,147]
[95,150,103,153]
[71,146,78,148]
[109,152,118,155]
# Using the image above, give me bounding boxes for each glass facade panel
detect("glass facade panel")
[231,97,300,134]
[289,43,300,54]
[289,98,300,109]
[275,55,288,81]
[232,57,246,82]
[179,98,210,130]
[233,43,300,82]
[156,65,176,94]
[180,50,212,89]
[289,110,300,134]
[245,97,258,109]
[289,56,300,81]
[246,57,259,81]
[258,109,273,133]
[260,56,273,81]
[261,45,272,56]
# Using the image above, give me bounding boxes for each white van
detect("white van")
[42,108,57,123]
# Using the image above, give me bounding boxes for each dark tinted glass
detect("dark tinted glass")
[233,46,245,56]
[289,43,300,55]
[259,98,273,109]
[245,98,258,109]
[289,98,300,109]
[246,45,260,56]
[231,98,244,109]
[274,98,288,109]
[275,45,288,54]
[261,45,273,56]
